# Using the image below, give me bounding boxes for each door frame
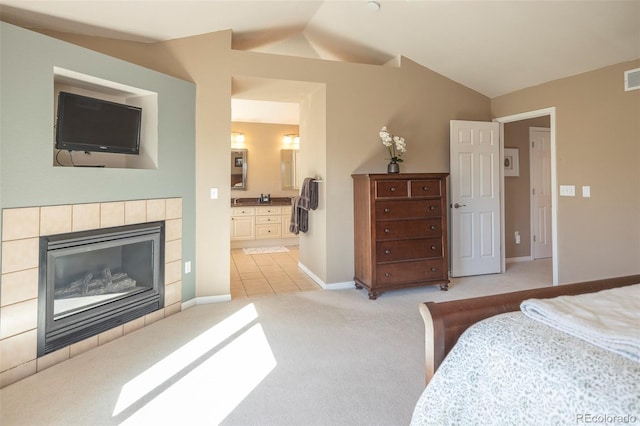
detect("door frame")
[493,107,558,285]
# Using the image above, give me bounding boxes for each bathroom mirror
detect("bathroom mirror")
[281,149,299,190]
[231,149,247,190]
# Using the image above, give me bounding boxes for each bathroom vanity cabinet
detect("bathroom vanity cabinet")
[352,173,450,299]
[231,205,295,241]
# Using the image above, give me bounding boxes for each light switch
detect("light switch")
[582,186,591,197]
[185,261,191,274]
[559,185,575,196]
[210,187,218,199]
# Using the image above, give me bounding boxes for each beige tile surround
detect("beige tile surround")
[0,198,183,388]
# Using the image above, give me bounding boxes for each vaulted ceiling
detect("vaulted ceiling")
[1,0,639,99]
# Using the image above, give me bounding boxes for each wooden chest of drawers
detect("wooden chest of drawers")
[352,173,449,299]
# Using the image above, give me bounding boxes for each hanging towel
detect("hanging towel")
[299,178,319,211]
[289,196,309,235]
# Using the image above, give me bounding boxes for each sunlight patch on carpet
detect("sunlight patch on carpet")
[243,246,289,254]
[114,303,275,422]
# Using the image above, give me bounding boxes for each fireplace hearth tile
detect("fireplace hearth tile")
[72,203,100,231]
[166,198,182,219]
[1,238,39,273]
[0,299,37,339]
[144,309,165,326]
[40,205,72,236]
[100,202,125,228]
[0,359,36,388]
[0,329,37,371]
[165,239,182,263]
[98,325,124,346]
[1,268,38,307]
[165,260,182,284]
[69,335,98,358]
[124,200,147,224]
[2,207,40,241]
[37,347,69,372]
[123,316,145,335]
[165,281,181,306]
[146,199,166,221]
[165,219,182,241]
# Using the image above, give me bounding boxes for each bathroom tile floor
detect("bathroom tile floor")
[230,246,321,298]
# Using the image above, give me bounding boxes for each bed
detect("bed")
[412,275,640,425]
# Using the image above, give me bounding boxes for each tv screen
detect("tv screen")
[55,91,142,155]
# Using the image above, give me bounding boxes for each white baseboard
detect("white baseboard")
[182,294,231,309]
[506,256,533,263]
[297,262,355,290]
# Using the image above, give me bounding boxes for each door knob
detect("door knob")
[453,203,466,209]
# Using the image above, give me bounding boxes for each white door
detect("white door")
[450,120,501,277]
[530,127,552,259]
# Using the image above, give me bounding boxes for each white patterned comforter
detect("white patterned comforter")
[411,312,640,426]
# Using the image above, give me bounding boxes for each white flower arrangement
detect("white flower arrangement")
[379,126,407,163]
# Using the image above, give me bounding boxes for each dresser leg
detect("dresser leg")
[355,282,363,290]
[368,291,378,300]
[439,283,449,291]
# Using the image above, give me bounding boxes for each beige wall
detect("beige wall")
[504,116,551,259]
[46,29,491,294]
[231,122,300,198]
[37,29,640,292]
[492,60,640,283]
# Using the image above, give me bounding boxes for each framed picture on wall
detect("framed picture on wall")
[504,148,519,177]
[234,157,243,167]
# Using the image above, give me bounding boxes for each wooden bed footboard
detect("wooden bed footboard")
[419,274,640,384]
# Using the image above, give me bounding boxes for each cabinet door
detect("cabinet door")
[231,216,255,240]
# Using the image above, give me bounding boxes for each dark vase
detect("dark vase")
[387,161,400,173]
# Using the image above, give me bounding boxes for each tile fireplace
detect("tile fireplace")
[38,221,165,355]
[1,198,183,388]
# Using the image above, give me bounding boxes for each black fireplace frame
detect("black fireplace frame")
[38,221,165,356]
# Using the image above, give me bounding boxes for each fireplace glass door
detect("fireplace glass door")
[39,222,164,355]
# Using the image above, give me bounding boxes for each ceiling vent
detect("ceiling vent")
[624,68,640,91]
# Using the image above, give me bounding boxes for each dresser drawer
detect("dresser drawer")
[375,180,409,198]
[376,238,443,262]
[375,259,447,285]
[255,215,281,225]
[375,200,442,220]
[376,218,442,240]
[410,179,441,197]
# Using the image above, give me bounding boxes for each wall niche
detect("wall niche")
[53,67,159,170]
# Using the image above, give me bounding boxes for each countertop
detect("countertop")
[231,197,293,207]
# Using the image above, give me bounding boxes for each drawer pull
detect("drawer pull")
[429,225,437,230]
[423,186,430,191]
[431,267,437,272]
[429,205,437,211]
[385,272,391,277]
[390,187,397,192]
[384,208,390,213]
[384,249,391,254]
[384,228,390,233]
[431,245,437,250]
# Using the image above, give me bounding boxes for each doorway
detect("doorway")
[496,108,558,285]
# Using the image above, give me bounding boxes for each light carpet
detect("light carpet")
[0,260,552,426]
[243,246,290,254]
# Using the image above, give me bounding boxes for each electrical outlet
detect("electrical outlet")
[210,188,218,199]
[582,186,591,197]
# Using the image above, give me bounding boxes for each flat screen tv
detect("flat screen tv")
[55,91,142,155]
